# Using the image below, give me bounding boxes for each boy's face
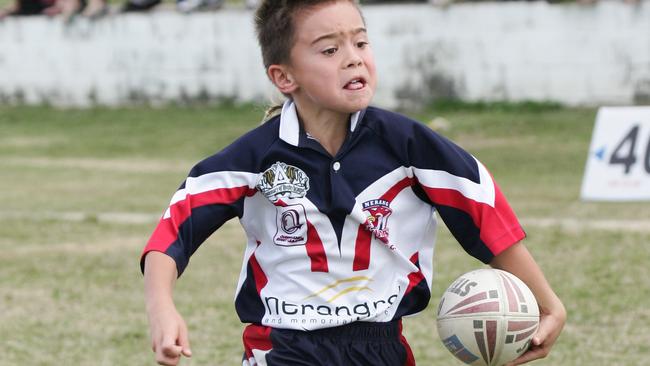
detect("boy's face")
[285,1,377,115]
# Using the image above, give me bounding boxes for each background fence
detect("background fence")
[1,1,649,107]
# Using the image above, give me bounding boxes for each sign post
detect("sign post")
[581,107,650,201]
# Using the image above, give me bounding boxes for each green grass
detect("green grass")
[1,102,649,365]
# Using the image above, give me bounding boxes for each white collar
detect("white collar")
[278,100,362,147]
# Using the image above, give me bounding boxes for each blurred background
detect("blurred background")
[1,1,649,365]
[1,0,649,108]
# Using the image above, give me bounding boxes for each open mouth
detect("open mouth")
[344,77,367,91]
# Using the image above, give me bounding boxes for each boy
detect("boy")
[142,1,566,365]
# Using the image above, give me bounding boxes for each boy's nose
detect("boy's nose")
[345,52,363,68]
[342,43,364,68]
[347,58,363,68]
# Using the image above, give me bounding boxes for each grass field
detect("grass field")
[1,102,649,365]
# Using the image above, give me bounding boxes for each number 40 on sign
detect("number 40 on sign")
[581,106,650,201]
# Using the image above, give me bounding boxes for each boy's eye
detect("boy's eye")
[356,41,369,49]
[322,47,338,56]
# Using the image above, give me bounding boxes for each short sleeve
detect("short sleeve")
[140,158,258,276]
[407,124,525,263]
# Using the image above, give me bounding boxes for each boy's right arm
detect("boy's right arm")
[144,251,192,366]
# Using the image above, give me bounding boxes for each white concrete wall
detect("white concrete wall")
[0,1,649,107]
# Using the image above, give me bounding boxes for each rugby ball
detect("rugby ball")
[436,269,539,366]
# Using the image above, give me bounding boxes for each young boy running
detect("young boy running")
[142,1,566,365]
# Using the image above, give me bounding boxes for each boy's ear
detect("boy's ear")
[267,64,297,94]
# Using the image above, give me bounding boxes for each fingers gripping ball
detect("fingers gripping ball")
[436,269,539,366]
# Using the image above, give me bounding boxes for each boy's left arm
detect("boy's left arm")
[490,242,567,366]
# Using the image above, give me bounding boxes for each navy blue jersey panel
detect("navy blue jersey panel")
[189,117,282,177]
[392,279,431,320]
[337,128,405,196]
[435,205,494,264]
[328,167,357,247]
[235,261,268,324]
[363,107,480,184]
[167,204,239,276]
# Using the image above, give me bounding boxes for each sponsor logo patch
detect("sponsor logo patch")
[262,282,403,328]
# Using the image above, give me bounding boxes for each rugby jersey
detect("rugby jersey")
[141,100,525,330]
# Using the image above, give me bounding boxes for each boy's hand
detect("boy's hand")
[149,306,192,366]
[491,243,567,366]
[144,252,192,366]
[505,304,566,365]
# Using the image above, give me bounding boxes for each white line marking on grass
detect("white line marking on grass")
[0,157,191,174]
[521,217,650,233]
[0,211,161,224]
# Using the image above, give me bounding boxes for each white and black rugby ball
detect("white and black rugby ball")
[436,269,539,366]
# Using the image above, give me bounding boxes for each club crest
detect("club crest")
[362,199,392,240]
[257,162,310,203]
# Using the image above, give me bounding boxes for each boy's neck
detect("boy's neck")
[294,102,350,157]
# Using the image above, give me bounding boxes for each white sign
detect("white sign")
[581,107,650,201]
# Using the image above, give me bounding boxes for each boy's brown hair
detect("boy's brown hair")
[254,0,359,69]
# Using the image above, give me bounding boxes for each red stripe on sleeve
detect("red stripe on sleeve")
[420,182,524,256]
[142,185,254,258]
[144,219,179,255]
